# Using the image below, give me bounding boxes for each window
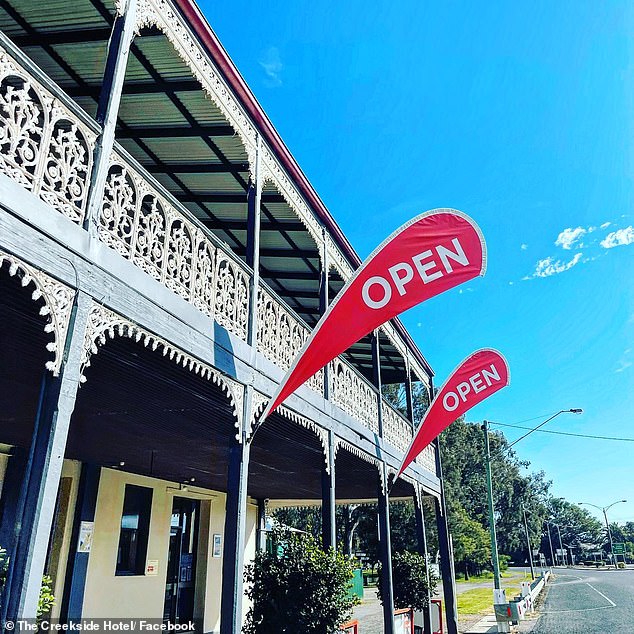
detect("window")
[116,484,153,576]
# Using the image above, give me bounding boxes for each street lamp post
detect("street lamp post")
[579,500,627,570]
[481,409,582,631]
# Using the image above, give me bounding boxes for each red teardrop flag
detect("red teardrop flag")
[261,209,487,421]
[397,348,510,477]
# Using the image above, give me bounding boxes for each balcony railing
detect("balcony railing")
[99,148,250,342]
[0,38,436,477]
[381,400,411,454]
[328,357,379,434]
[0,42,97,225]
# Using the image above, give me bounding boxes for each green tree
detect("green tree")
[448,505,491,578]
[378,551,439,610]
[543,498,602,561]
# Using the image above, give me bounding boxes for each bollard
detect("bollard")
[493,589,510,633]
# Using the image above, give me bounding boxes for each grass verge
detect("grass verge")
[457,585,521,615]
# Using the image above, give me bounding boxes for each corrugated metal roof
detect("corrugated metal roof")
[120,94,189,126]
[177,173,244,194]
[52,42,108,84]
[133,34,192,80]
[134,137,221,163]
[1,0,112,33]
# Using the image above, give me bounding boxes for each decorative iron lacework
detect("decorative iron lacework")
[99,153,249,341]
[417,444,436,475]
[0,46,96,224]
[381,401,412,455]
[326,236,353,282]
[328,358,379,434]
[0,251,75,376]
[256,287,322,393]
[81,302,244,436]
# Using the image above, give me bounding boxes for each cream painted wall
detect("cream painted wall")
[50,460,81,619]
[83,469,172,619]
[82,468,258,633]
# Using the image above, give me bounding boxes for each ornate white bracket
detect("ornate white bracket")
[0,251,75,376]
[80,302,243,432]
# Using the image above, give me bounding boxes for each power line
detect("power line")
[490,421,634,443]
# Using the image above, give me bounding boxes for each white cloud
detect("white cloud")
[601,222,611,229]
[600,226,634,249]
[524,252,583,280]
[259,46,283,87]
[521,244,528,250]
[555,227,586,250]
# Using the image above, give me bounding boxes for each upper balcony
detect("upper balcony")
[0,0,437,478]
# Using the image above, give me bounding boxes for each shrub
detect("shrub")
[38,575,56,620]
[377,551,439,612]
[618,562,625,569]
[499,554,510,573]
[243,530,359,634]
[0,547,55,622]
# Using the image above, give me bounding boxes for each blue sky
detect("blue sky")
[201,1,634,522]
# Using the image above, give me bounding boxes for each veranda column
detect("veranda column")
[434,438,459,634]
[219,399,251,634]
[372,332,395,634]
[4,292,92,621]
[60,464,101,621]
[321,430,336,550]
[256,498,267,552]
[219,135,261,634]
[84,0,138,237]
[404,355,415,429]
[414,485,433,634]
[318,239,336,549]
[319,229,330,400]
[377,463,395,634]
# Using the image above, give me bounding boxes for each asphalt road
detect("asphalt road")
[532,568,634,633]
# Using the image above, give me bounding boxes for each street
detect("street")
[532,568,634,633]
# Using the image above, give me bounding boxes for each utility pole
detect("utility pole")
[545,522,555,567]
[482,421,501,590]
[521,504,535,579]
[555,524,566,566]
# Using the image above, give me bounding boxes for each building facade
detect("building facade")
[0,0,457,632]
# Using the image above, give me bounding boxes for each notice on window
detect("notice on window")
[213,534,222,558]
[77,521,94,553]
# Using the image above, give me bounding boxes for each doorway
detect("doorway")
[163,497,200,624]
